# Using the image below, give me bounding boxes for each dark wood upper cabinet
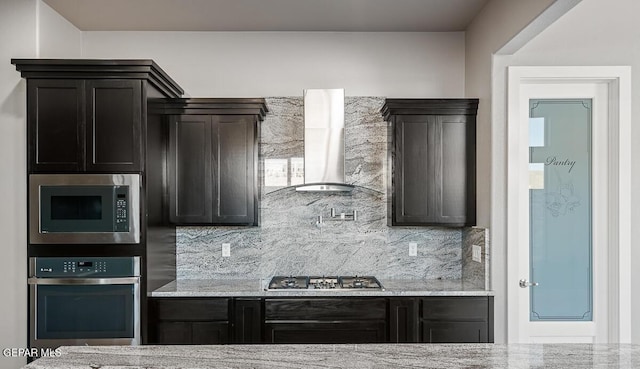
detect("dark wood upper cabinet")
[159,99,267,226]
[13,59,183,173]
[382,99,478,226]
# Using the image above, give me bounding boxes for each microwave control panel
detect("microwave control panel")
[114,186,129,232]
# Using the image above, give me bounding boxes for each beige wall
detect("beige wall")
[0,2,81,368]
[492,0,640,343]
[38,0,82,58]
[0,1,36,367]
[464,0,559,343]
[465,0,555,229]
[82,31,465,98]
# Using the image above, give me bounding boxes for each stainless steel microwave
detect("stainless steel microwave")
[29,174,140,244]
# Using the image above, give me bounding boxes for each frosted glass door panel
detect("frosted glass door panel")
[529,99,592,321]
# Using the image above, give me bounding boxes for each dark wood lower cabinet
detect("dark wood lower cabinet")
[419,297,492,343]
[147,296,493,345]
[148,298,231,344]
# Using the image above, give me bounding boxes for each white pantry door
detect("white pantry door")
[506,66,632,344]
[516,83,608,343]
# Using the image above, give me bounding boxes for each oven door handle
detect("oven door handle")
[27,277,140,285]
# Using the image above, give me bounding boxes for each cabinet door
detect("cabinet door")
[156,321,192,344]
[212,115,257,225]
[437,115,473,225]
[28,79,84,172]
[86,80,142,172]
[234,299,262,343]
[393,115,437,224]
[388,298,419,343]
[264,321,386,344]
[168,115,213,224]
[422,321,488,343]
[192,322,230,344]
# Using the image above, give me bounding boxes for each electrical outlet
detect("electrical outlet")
[222,243,231,257]
[409,242,418,256]
[472,245,482,263]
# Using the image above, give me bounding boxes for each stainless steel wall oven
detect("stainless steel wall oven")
[28,256,140,349]
[29,174,140,244]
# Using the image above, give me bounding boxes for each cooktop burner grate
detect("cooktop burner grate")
[266,275,384,291]
[268,276,309,289]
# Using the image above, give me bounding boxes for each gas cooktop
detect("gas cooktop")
[266,275,384,291]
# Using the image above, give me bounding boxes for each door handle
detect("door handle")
[519,279,539,288]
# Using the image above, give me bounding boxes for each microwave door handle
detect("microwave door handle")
[27,277,140,285]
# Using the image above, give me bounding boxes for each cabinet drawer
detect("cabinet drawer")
[265,298,386,320]
[265,321,386,344]
[154,298,229,321]
[421,297,488,321]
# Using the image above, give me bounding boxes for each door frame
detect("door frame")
[506,66,631,343]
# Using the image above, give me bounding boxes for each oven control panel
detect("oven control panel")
[31,257,139,278]
[62,260,107,274]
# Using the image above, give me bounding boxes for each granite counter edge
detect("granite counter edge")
[149,279,494,297]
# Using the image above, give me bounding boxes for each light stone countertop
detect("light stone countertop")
[149,278,493,297]
[23,344,640,369]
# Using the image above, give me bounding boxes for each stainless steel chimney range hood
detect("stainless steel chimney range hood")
[295,89,354,192]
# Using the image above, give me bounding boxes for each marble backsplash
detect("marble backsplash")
[177,96,486,282]
[462,227,490,289]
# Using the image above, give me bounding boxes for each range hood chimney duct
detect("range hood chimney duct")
[295,89,354,192]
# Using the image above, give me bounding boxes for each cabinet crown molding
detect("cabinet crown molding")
[381,98,479,121]
[11,59,184,98]
[151,98,269,121]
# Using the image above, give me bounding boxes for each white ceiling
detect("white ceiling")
[43,0,489,32]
